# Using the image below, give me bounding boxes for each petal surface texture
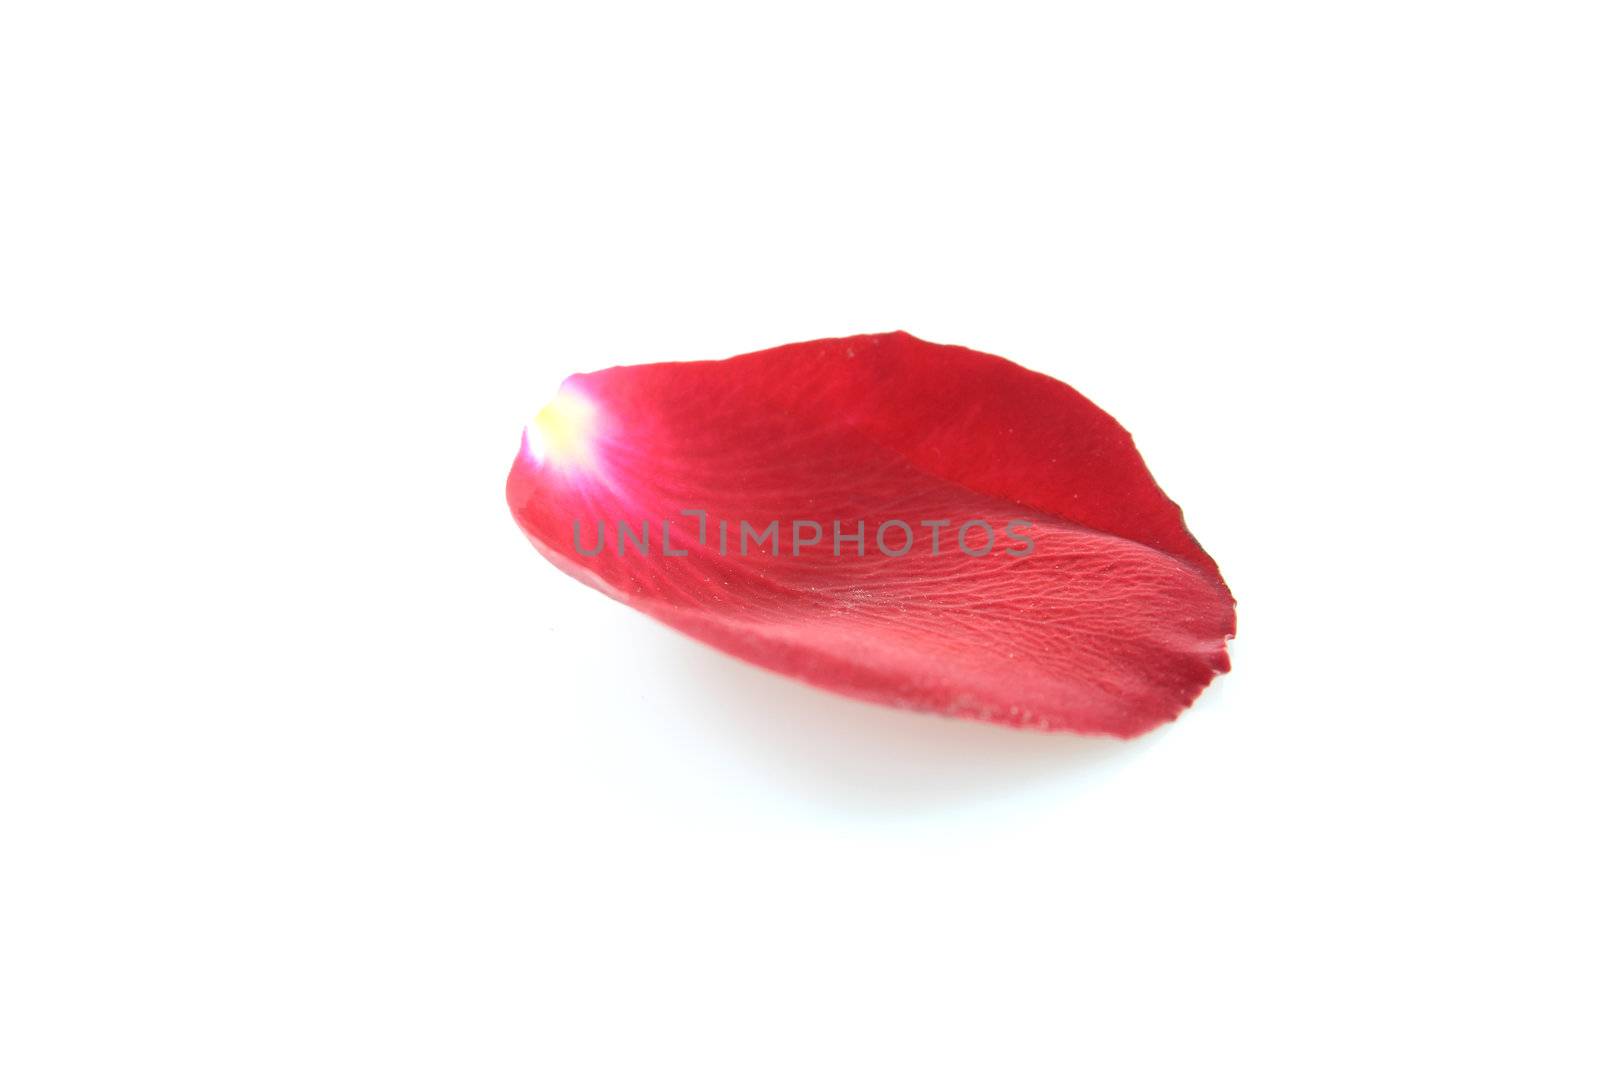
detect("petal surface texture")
[506,332,1234,737]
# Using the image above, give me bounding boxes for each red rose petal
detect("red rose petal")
[506,332,1234,737]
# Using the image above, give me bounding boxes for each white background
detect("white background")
[3,2,1597,1063]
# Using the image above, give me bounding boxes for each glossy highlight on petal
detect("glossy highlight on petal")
[506,332,1235,737]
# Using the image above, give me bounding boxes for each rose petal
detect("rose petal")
[506,332,1234,737]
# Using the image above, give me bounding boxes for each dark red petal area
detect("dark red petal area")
[506,332,1234,737]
